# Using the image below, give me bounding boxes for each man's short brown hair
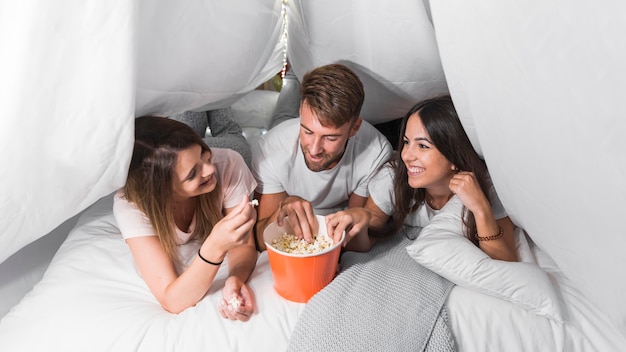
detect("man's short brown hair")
[300,63,364,127]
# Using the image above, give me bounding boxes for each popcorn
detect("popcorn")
[270,233,333,254]
[227,296,242,312]
[248,199,259,207]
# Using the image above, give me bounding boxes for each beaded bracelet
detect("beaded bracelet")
[197,249,223,265]
[476,226,504,241]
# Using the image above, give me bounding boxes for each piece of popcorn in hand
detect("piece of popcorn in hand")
[226,296,243,312]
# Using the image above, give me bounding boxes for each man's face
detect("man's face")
[298,101,361,172]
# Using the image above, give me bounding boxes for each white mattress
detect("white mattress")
[0,194,304,352]
[0,193,622,351]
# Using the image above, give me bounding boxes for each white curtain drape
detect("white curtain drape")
[430,0,626,334]
[135,0,285,116]
[286,0,449,125]
[0,0,284,263]
[1,0,624,339]
[0,1,135,262]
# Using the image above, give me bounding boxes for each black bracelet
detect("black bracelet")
[197,249,223,265]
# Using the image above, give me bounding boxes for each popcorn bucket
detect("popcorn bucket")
[263,215,344,303]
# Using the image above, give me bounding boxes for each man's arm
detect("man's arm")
[254,190,320,251]
[254,191,287,251]
[348,193,367,208]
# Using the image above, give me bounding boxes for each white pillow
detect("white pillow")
[405,197,563,322]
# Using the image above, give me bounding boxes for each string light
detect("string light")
[280,0,289,79]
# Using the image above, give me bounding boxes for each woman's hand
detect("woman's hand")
[201,196,256,260]
[219,275,255,322]
[450,172,519,262]
[448,171,490,215]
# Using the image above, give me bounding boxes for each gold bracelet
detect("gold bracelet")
[476,226,504,241]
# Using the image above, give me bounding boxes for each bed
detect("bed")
[0,194,304,351]
[0,188,622,351]
[1,0,625,351]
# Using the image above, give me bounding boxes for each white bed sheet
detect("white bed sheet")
[2,192,623,351]
[0,194,305,352]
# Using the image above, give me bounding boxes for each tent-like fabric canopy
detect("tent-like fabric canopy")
[0,0,624,339]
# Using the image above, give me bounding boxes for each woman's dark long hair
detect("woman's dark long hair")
[389,95,490,245]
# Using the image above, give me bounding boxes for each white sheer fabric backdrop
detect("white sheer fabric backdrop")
[430,0,626,337]
[135,0,285,116]
[1,0,625,344]
[0,1,135,263]
[286,0,449,124]
[0,0,284,263]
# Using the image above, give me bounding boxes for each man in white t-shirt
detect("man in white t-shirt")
[251,64,393,250]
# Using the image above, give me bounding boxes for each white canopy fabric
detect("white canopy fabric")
[0,0,283,263]
[0,1,135,263]
[0,0,624,342]
[429,0,626,334]
[135,0,285,116]
[287,0,449,124]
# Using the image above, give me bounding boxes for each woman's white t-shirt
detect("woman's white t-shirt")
[368,164,507,228]
[113,148,257,268]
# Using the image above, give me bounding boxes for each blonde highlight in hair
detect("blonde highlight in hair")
[123,116,222,266]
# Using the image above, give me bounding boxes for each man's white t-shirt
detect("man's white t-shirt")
[251,118,393,215]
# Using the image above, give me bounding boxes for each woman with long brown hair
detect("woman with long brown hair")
[326,95,518,261]
[114,115,258,319]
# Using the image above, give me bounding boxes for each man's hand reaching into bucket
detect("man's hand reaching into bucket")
[276,196,319,243]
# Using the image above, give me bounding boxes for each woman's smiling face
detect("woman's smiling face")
[172,144,217,200]
[401,112,455,192]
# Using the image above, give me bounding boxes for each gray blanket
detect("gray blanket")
[287,227,456,352]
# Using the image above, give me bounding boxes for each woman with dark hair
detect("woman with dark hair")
[113,116,259,318]
[327,95,518,261]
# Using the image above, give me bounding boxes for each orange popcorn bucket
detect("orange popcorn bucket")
[263,214,344,303]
